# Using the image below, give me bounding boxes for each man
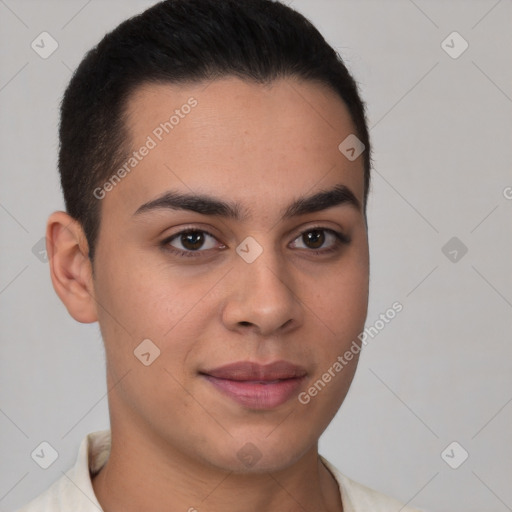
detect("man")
[18,0,419,510]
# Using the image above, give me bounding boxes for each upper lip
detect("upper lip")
[200,360,307,381]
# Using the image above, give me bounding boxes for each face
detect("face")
[90,77,369,472]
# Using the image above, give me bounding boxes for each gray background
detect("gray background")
[1,1,511,511]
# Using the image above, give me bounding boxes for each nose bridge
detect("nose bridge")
[222,239,302,335]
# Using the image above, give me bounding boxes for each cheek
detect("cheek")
[93,254,218,368]
[95,253,180,329]
[302,247,369,396]
[312,256,369,335]
[297,265,367,422]
[93,229,369,364]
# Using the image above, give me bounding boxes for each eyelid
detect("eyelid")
[161,224,222,242]
[288,222,350,245]
[162,227,224,251]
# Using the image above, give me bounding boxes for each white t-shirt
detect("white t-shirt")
[16,430,420,512]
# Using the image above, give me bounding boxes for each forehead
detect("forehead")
[104,77,365,222]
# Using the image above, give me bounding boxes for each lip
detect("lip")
[200,360,307,409]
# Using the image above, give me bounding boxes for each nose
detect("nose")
[221,249,303,337]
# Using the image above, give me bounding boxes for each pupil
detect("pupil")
[305,230,324,249]
[182,231,204,250]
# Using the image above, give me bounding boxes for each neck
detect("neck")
[91,424,343,512]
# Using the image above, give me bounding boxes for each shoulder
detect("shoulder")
[15,477,66,512]
[320,456,423,512]
[14,430,110,512]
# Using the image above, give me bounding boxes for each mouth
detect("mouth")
[199,360,307,410]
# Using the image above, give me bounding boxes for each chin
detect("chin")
[202,429,316,474]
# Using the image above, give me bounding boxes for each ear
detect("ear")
[46,211,98,323]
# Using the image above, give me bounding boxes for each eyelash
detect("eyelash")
[161,225,350,259]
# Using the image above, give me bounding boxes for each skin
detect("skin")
[47,77,369,512]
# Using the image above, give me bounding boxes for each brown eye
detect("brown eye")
[290,227,349,254]
[303,229,325,249]
[181,231,206,250]
[166,230,219,253]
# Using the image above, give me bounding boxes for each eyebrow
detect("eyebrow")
[133,183,361,221]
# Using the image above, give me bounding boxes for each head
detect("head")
[48,0,372,473]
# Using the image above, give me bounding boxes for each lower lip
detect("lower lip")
[202,375,305,409]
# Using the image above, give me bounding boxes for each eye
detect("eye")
[163,229,224,257]
[161,226,349,259]
[290,227,349,254]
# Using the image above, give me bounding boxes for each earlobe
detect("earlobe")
[46,211,98,323]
